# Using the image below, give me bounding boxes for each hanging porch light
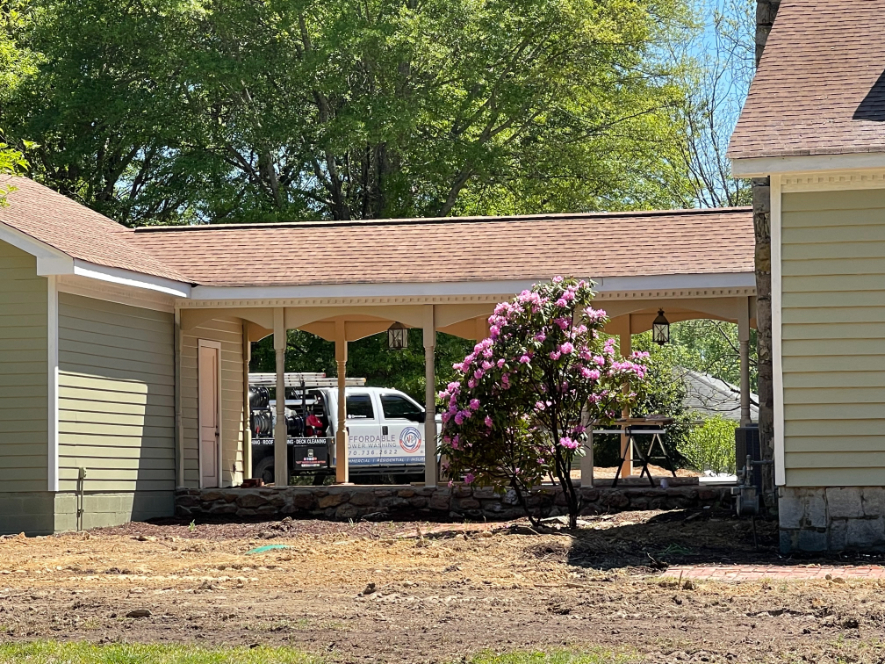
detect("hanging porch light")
[387,321,408,350]
[652,309,670,346]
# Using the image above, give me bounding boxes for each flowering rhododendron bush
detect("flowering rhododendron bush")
[438,277,649,528]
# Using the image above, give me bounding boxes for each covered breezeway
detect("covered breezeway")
[146,207,757,490]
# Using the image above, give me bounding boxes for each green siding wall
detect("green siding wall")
[58,293,175,493]
[181,317,244,488]
[0,240,47,492]
[782,188,885,486]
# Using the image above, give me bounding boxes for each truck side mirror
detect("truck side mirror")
[406,411,426,424]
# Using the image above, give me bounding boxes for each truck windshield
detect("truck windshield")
[346,394,375,419]
[381,394,422,419]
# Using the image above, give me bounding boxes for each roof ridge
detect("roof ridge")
[132,206,753,233]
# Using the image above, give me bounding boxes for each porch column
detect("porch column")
[619,315,633,476]
[273,308,288,486]
[739,298,752,427]
[335,320,350,484]
[474,316,490,342]
[242,322,252,483]
[580,406,594,487]
[424,305,438,486]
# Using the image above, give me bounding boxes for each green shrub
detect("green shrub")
[679,415,737,475]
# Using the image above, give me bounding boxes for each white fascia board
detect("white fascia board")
[593,272,755,293]
[190,272,754,302]
[72,260,192,298]
[731,152,885,178]
[0,221,74,274]
[191,279,543,301]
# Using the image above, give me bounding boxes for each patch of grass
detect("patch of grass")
[0,641,321,664]
[466,648,639,664]
[659,543,694,557]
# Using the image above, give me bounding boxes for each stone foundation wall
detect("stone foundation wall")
[780,487,885,553]
[175,484,729,522]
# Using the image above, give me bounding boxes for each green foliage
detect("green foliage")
[679,414,737,475]
[2,0,694,224]
[0,641,320,664]
[591,320,753,469]
[0,134,26,202]
[250,329,472,402]
[0,0,35,202]
[591,331,691,468]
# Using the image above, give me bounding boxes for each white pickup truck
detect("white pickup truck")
[250,380,439,484]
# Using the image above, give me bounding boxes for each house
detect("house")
[0,177,756,534]
[729,0,885,551]
[681,370,759,423]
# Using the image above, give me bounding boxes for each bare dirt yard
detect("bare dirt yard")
[1,509,884,663]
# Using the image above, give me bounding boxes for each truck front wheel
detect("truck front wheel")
[254,457,275,485]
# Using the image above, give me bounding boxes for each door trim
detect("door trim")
[197,339,223,489]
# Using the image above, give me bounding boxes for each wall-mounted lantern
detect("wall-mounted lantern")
[387,322,408,350]
[652,309,670,346]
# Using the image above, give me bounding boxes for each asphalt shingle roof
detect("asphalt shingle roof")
[0,177,191,283]
[0,178,754,288]
[729,0,885,160]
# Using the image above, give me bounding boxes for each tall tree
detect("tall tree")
[668,0,755,208]
[3,0,693,225]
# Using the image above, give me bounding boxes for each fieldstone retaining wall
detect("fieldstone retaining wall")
[780,487,885,553]
[175,484,730,522]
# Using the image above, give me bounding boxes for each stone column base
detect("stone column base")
[780,486,885,553]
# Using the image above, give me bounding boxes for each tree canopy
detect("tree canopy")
[0,0,34,202]
[2,0,692,224]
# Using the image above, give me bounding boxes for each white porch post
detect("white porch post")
[580,420,594,487]
[273,308,288,486]
[738,297,752,427]
[242,322,252,483]
[424,305,438,487]
[335,320,350,484]
[619,315,633,477]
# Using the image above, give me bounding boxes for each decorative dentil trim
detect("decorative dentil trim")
[781,170,885,192]
[175,287,756,310]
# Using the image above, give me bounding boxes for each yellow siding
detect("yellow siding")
[58,293,175,492]
[781,188,885,486]
[0,241,47,491]
[181,317,245,488]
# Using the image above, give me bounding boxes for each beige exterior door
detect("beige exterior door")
[198,341,222,488]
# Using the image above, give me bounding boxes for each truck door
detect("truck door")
[379,392,425,467]
[345,392,381,469]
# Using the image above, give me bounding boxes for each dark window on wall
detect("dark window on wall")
[346,394,375,419]
[381,395,422,419]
